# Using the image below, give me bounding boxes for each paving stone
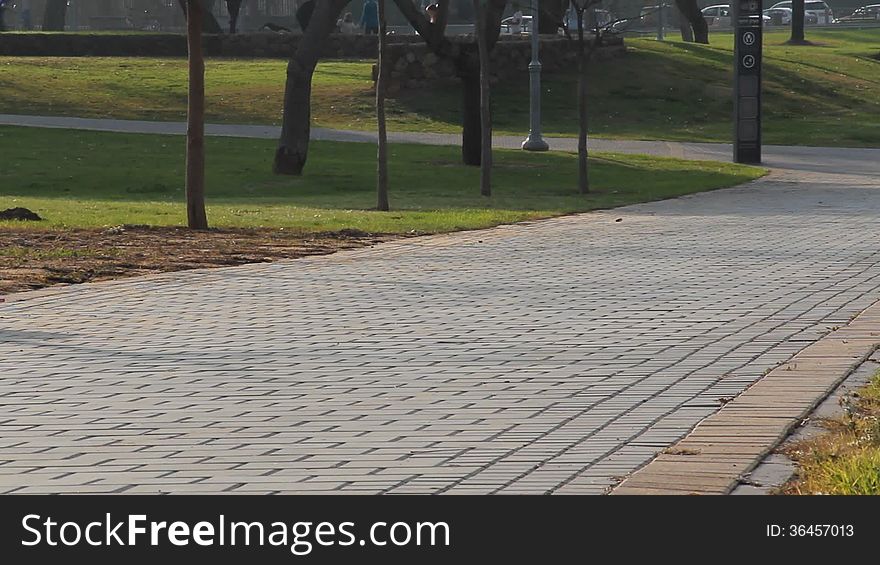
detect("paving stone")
[2,165,880,494]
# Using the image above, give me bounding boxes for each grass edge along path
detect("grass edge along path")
[782,369,880,495]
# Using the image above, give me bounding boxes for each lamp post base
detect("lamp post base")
[522,2,547,153]
[521,136,550,151]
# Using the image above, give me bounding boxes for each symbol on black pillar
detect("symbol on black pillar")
[742,55,756,69]
[743,31,756,46]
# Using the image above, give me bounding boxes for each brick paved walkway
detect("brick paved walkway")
[2,117,880,493]
[4,163,880,494]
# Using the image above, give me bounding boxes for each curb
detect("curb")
[611,300,880,495]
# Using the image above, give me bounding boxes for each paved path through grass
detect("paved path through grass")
[1,116,880,493]
[4,113,880,173]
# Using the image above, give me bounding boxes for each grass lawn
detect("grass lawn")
[1,29,879,146]
[0,125,764,232]
[783,370,880,495]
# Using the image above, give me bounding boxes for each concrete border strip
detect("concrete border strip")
[611,299,880,495]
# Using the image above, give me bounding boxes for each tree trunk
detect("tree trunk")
[177,0,224,33]
[227,0,243,33]
[576,10,588,194]
[460,57,482,166]
[790,0,806,44]
[274,0,349,175]
[474,0,491,197]
[674,0,708,44]
[275,62,316,175]
[678,8,694,42]
[376,0,390,211]
[539,0,566,34]
[42,0,67,31]
[393,0,507,167]
[186,0,209,230]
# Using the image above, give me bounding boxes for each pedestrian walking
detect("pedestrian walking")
[510,9,524,34]
[337,11,358,34]
[361,0,379,34]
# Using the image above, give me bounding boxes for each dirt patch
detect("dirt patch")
[0,207,43,221]
[0,225,395,296]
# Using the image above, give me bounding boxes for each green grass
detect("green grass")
[792,451,880,495]
[1,29,879,145]
[784,372,880,495]
[0,126,763,232]
[0,56,385,132]
[394,28,880,146]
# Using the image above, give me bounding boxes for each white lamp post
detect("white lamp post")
[522,0,549,151]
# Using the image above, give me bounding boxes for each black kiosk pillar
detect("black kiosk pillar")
[733,0,763,164]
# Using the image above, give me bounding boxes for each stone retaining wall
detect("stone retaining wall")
[383,37,625,92]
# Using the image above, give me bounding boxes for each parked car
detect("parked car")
[764,7,792,24]
[700,4,767,26]
[501,14,531,34]
[769,1,834,24]
[565,7,614,30]
[764,7,819,25]
[701,4,733,26]
[834,4,880,22]
[608,4,682,32]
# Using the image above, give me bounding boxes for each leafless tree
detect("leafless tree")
[177,0,224,33]
[473,0,492,196]
[226,0,243,33]
[273,0,504,176]
[674,0,709,44]
[538,0,567,33]
[393,0,507,167]
[376,0,390,211]
[789,0,807,44]
[569,0,606,194]
[274,0,349,175]
[677,6,695,41]
[186,0,209,229]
